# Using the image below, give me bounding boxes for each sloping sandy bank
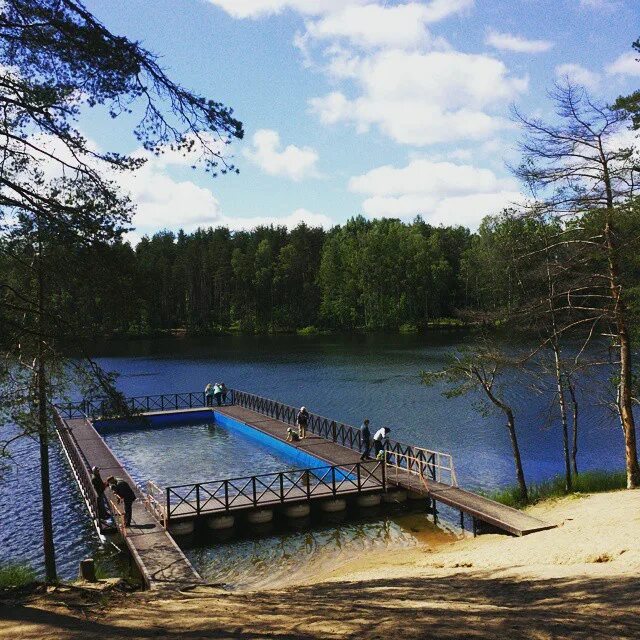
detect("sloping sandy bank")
[2,489,639,640]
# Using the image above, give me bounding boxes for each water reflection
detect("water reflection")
[184,511,451,591]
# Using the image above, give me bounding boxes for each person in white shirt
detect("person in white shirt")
[373,427,390,458]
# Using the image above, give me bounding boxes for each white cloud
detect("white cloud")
[304,3,436,51]
[485,30,553,54]
[301,1,472,51]
[555,63,601,90]
[606,52,640,77]
[350,159,523,228]
[207,0,474,22]
[225,208,333,230]
[118,160,224,236]
[243,129,319,180]
[310,50,526,145]
[205,0,364,19]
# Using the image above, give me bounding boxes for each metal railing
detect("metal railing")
[162,460,385,522]
[384,445,457,487]
[53,410,101,524]
[56,391,234,420]
[231,389,457,487]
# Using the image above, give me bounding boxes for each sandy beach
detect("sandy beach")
[2,489,639,639]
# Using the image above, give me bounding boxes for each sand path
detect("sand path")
[2,489,639,639]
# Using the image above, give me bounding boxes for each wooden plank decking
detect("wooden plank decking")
[215,405,555,537]
[60,417,202,589]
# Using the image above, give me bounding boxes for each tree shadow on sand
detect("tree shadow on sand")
[2,572,640,639]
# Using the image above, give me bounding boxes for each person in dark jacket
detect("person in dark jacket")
[107,476,136,527]
[360,419,371,460]
[91,466,108,521]
[296,406,309,439]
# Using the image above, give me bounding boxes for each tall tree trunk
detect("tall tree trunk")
[481,380,528,502]
[546,258,572,491]
[505,407,528,503]
[567,375,579,476]
[37,241,57,583]
[603,216,640,488]
[600,145,640,489]
[553,346,572,492]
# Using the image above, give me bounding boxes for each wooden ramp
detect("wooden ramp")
[216,405,554,537]
[57,416,202,590]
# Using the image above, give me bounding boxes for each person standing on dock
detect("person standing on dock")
[107,476,136,527]
[205,383,214,407]
[297,406,309,439]
[360,419,371,460]
[91,466,108,523]
[213,382,223,407]
[221,382,228,404]
[373,427,390,459]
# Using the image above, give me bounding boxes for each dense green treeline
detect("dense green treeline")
[5,208,639,340]
[31,216,476,337]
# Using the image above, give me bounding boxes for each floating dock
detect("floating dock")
[55,388,554,589]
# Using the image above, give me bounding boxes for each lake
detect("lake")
[0,333,625,582]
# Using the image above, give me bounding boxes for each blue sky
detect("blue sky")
[80,0,640,239]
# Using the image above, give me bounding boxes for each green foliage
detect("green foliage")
[486,470,627,508]
[0,563,37,589]
[297,325,320,335]
[613,38,640,128]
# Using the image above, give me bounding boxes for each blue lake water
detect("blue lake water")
[0,333,628,582]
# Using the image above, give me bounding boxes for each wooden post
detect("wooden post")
[460,510,464,532]
[331,466,336,496]
[79,558,97,582]
[166,488,171,524]
[252,476,257,506]
[279,473,284,502]
[196,484,201,515]
[433,499,438,525]
[357,463,361,491]
[224,480,229,511]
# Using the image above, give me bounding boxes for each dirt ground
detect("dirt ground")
[2,489,640,640]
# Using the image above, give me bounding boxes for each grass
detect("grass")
[485,470,628,509]
[0,563,37,589]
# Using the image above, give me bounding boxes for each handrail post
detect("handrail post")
[252,476,257,506]
[166,488,171,525]
[331,421,337,443]
[357,463,361,491]
[224,480,229,511]
[331,466,336,496]
[382,458,386,490]
[279,472,284,502]
[196,484,201,516]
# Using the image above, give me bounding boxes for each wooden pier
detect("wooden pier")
[55,388,554,590]
[214,404,554,537]
[54,412,203,590]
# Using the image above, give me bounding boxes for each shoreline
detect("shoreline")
[3,489,640,639]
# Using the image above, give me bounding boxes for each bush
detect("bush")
[0,563,37,589]
[297,325,320,336]
[485,470,627,508]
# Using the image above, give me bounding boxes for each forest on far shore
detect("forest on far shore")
[4,208,636,339]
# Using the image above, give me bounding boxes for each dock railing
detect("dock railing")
[230,389,458,487]
[384,445,457,487]
[161,460,385,522]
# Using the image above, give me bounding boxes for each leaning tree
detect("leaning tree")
[0,0,243,582]
[513,82,640,488]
